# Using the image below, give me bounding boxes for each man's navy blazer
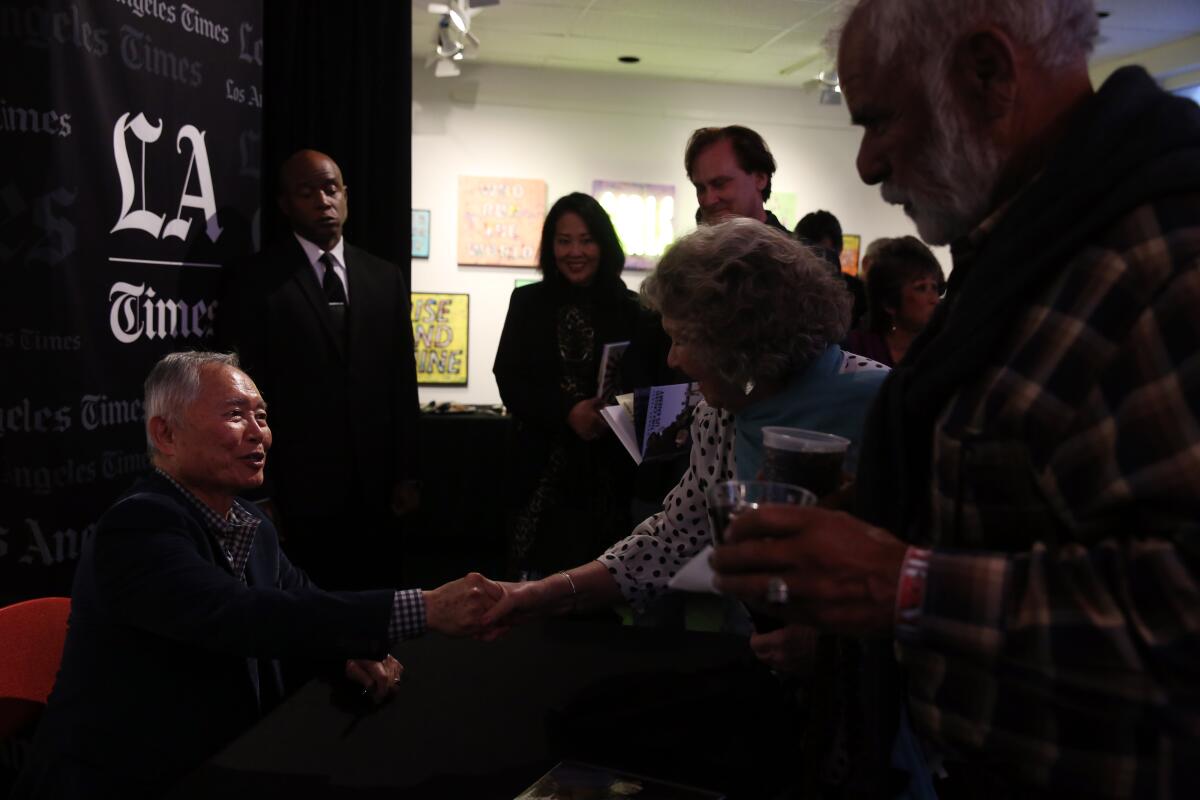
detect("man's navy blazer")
[13,472,395,799]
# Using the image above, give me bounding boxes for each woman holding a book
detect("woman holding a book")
[485,218,888,625]
[493,193,656,580]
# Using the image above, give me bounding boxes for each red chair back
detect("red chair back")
[0,597,71,739]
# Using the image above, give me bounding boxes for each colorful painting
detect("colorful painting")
[411,292,469,385]
[411,209,430,258]
[593,180,676,269]
[457,177,546,267]
[841,233,861,276]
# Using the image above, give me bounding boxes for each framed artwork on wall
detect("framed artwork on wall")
[411,292,468,385]
[457,177,546,267]
[411,209,431,259]
[764,191,797,231]
[841,234,861,276]
[592,180,676,270]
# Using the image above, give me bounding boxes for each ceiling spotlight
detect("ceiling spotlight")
[426,0,498,77]
[429,1,468,32]
[434,58,461,78]
[428,0,500,35]
[436,19,464,59]
[618,55,640,64]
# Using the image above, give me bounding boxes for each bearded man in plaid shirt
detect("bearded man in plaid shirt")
[711,0,1200,797]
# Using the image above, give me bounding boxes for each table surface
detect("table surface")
[172,619,804,799]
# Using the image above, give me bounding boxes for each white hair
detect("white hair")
[827,0,1097,244]
[144,351,240,458]
[831,0,1098,72]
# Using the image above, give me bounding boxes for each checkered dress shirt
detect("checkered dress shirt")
[894,189,1200,794]
[155,469,425,641]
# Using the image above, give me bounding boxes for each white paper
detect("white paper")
[667,544,719,594]
[600,405,642,464]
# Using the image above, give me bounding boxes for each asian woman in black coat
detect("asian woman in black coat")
[493,193,654,579]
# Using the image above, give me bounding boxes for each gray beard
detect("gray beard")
[882,102,1003,246]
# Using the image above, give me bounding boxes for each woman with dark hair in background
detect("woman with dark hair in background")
[493,193,653,580]
[844,235,944,366]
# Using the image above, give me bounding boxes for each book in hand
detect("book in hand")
[600,382,702,465]
[515,759,725,799]
[595,341,631,404]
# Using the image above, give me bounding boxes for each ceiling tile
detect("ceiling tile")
[413,0,1200,89]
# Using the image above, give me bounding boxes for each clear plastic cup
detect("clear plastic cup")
[705,479,816,545]
[760,427,850,499]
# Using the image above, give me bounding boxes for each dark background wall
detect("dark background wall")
[0,0,413,607]
[263,0,412,282]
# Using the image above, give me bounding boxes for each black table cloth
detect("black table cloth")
[172,619,806,799]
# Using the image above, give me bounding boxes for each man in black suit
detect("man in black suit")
[217,149,420,590]
[13,352,499,799]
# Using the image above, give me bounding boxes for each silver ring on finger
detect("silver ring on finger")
[765,576,790,605]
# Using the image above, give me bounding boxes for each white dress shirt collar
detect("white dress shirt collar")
[294,232,349,303]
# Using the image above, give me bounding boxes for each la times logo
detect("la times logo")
[106,110,223,345]
[110,111,221,243]
[108,281,217,344]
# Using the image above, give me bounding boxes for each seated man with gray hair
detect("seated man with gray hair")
[14,351,501,800]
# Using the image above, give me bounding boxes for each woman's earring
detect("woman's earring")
[743,378,756,396]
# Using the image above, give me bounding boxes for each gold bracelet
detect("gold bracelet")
[558,570,578,611]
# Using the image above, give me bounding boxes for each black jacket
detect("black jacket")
[215,236,420,517]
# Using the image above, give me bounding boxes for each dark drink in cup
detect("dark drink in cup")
[706,502,751,547]
[761,427,850,499]
[705,480,815,634]
[705,480,815,545]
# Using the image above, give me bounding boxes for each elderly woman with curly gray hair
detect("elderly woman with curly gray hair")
[482,217,888,631]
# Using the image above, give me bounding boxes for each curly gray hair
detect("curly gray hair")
[641,218,851,390]
[144,351,241,458]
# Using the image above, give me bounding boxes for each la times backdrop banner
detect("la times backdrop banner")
[0,0,263,603]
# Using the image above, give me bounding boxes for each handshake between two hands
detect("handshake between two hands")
[346,505,911,699]
[342,571,552,703]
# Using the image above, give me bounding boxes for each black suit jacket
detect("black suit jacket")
[215,236,420,517]
[13,472,394,799]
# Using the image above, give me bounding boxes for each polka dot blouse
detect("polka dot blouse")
[596,349,888,611]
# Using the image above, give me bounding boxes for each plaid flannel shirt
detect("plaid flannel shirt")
[895,190,1200,795]
[156,469,424,641]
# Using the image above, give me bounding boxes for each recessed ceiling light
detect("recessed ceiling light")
[1097,10,1110,18]
[618,55,640,64]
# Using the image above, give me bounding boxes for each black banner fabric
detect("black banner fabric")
[0,0,263,603]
